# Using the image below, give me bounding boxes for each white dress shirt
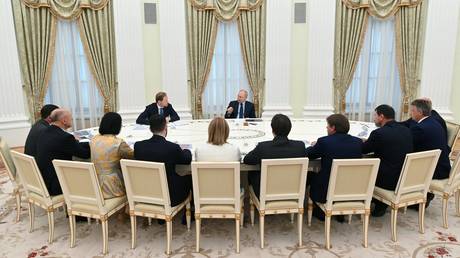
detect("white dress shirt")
[195,143,241,162]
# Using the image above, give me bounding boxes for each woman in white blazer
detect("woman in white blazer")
[195,117,240,162]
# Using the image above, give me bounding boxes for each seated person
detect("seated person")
[35,109,90,196]
[243,114,306,197]
[195,117,240,162]
[408,99,451,207]
[136,91,180,125]
[90,112,134,199]
[24,104,59,157]
[362,105,413,217]
[134,114,192,207]
[224,89,256,119]
[400,97,447,139]
[306,114,362,220]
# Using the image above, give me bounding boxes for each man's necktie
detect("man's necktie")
[159,107,164,116]
[238,103,244,118]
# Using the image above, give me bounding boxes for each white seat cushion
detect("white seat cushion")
[200,205,237,213]
[374,187,424,204]
[430,179,449,193]
[265,200,299,209]
[71,196,127,215]
[29,192,64,206]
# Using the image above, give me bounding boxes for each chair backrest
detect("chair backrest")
[191,162,240,213]
[10,151,50,199]
[447,154,460,188]
[394,149,441,201]
[446,121,460,148]
[324,159,380,210]
[53,160,105,211]
[259,158,309,210]
[120,159,171,212]
[0,137,17,181]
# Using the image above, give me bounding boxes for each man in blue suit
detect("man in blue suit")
[306,114,363,221]
[362,105,413,217]
[224,89,256,119]
[408,99,451,208]
[136,92,180,124]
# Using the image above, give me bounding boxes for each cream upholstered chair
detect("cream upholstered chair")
[307,158,380,249]
[10,151,65,244]
[429,154,460,228]
[53,159,127,255]
[249,158,309,248]
[0,137,22,222]
[120,159,191,255]
[191,161,243,253]
[373,149,441,242]
[446,121,460,149]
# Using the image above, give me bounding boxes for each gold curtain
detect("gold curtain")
[188,0,263,21]
[238,3,266,116]
[333,0,369,113]
[21,0,109,20]
[342,0,422,19]
[186,1,219,119]
[395,2,426,119]
[78,1,118,113]
[12,1,57,121]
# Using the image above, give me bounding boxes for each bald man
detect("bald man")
[35,109,90,196]
[224,89,256,119]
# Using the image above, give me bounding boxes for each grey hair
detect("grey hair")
[238,89,248,96]
[49,109,69,122]
[411,99,432,116]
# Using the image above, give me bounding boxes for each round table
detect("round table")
[77,118,376,172]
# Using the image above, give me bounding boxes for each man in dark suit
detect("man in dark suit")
[362,105,413,217]
[225,89,256,119]
[409,99,451,208]
[306,114,363,221]
[136,91,180,125]
[243,114,306,198]
[134,114,192,207]
[35,109,90,196]
[24,104,59,157]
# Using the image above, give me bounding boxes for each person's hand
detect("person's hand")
[310,141,317,146]
[74,135,81,141]
[165,116,171,123]
[227,107,234,114]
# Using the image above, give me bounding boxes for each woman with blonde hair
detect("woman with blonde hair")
[195,117,240,161]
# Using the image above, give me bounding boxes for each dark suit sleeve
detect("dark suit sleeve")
[174,145,192,164]
[399,118,414,129]
[362,130,378,154]
[168,104,180,122]
[136,105,152,125]
[224,101,235,119]
[63,134,90,159]
[305,139,323,160]
[243,143,262,165]
[248,102,256,118]
[411,125,424,150]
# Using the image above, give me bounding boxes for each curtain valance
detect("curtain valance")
[188,0,263,21]
[22,0,109,20]
[342,0,422,19]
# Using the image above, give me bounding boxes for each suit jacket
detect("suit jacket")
[224,101,256,119]
[136,103,180,125]
[24,119,50,157]
[400,109,447,141]
[134,135,192,206]
[410,116,451,179]
[243,136,306,196]
[362,120,413,190]
[36,125,90,196]
[306,133,363,203]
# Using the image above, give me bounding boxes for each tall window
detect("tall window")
[45,21,103,130]
[202,21,252,118]
[346,16,401,122]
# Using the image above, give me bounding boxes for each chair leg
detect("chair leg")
[456,191,460,216]
[419,202,426,234]
[363,212,369,248]
[236,217,240,253]
[148,217,152,226]
[47,210,55,244]
[307,198,313,227]
[403,207,407,214]
[101,219,109,255]
[348,214,352,224]
[250,199,255,226]
[166,220,172,255]
[15,191,21,222]
[27,202,34,233]
[290,213,295,224]
[298,212,303,247]
[240,206,244,228]
[87,217,91,225]
[442,196,449,229]
[390,208,398,242]
[195,217,201,252]
[325,214,331,249]
[259,213,265,248]
[186,203,191,231]
[69,214,76,248]
[130,215,136,249]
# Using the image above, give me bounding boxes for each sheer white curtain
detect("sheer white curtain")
[346,16,401,122]
[45,20,103,130]
[202,21,252,118]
